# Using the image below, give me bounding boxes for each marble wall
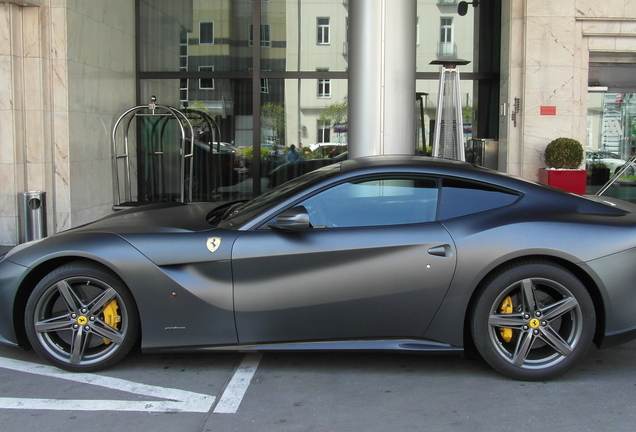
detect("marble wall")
[500,0,636,179]
[65,0,136,227]
[0,0,135,245]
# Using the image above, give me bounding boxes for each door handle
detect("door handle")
[427,245,452,257]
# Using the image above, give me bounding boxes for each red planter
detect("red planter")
[538,168,587,194]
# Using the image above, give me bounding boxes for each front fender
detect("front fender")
[1,231,238,351]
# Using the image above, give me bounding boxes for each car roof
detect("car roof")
[335,155,628,215]
[339,155,487,178]
[336,155,529,190]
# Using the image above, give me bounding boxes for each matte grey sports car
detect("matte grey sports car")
[2,155,636,381]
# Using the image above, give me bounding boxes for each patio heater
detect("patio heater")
[430,59,470,161]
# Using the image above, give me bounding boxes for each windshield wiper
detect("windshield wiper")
[206,200,247,226]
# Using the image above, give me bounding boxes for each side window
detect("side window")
[438,178,519,220]
[299,176,438,228]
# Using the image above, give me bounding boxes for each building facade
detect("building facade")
[1,0,635,246]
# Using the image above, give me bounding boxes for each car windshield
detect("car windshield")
[216,163,342,228]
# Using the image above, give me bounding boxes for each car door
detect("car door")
[231,174,457,344]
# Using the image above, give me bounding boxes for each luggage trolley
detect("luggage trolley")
[111,96,195,209]
[181,104,224,202]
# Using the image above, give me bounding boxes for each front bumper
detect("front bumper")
[0,258,30,346]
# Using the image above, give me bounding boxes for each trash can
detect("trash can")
[19,191,47,243]
[467,139,499,170]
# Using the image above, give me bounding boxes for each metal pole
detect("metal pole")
[349,0,416,158]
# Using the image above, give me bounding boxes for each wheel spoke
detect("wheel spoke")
[86,287,118,316]
[69,326,89,365]
[489,313,526,329]
[91,321,125,345]
[34,316,74,333]
[520,278,538,312]
[55,280,83,312]
[542,296,579,322]
[512,330,536,367]
[540,325,574,357]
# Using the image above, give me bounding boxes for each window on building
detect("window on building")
[317,68,331,98]
[199,21,214,45]
[180,78,188,103]
[439,17,454,57]
[317,122,331,143]
[199,66,214,90]
[317,17,330,45]
[249,23,272,47]
[344,17,349,54]
[180,32,188,69]
[416,17,420,46]
[179,32,188,102]
[318,79,331,98]
[137,0,494,201]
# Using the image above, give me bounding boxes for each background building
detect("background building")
[1,0,635,246]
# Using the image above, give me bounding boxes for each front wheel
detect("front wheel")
[470,261,595,381]
[615,164,635,176]
[25,261,140,372]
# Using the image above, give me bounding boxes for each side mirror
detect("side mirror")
[268,206,311,231]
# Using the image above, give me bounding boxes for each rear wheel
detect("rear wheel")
[25,261,139,372]
[471,261,595,381]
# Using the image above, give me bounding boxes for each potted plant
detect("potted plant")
[538,137,586,194]
[588,153,610,185]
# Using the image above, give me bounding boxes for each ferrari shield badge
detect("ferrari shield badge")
[206,237,222,253]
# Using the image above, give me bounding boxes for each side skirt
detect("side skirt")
[144,339,464,354]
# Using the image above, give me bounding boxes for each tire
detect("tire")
[470,260,595,381]
[616,165,635,176]
[25,261,140,372]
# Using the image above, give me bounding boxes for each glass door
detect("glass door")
[587,91,636,198]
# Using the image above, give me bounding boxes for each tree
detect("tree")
[317,98,348,129]
[261,103,286,144]
[462,105,473,124]
[182,100,214,132]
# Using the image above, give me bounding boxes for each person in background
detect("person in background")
[286,144,301,162]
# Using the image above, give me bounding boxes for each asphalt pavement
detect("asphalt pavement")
[1,339,636,431]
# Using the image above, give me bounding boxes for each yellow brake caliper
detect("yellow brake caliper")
[499,296,513,343]
[102,300,121,345]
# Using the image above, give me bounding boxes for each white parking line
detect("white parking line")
[0,356,215,413]
[0,397,208,412]
[213,353,262,414]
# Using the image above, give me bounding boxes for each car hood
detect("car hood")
[66,202,218,235]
